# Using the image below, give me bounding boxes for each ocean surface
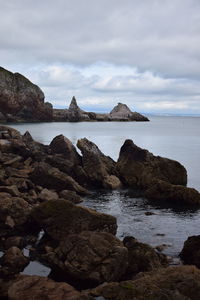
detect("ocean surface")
[8,116,200,274]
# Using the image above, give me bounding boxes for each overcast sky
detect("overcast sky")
[1,0,200,114]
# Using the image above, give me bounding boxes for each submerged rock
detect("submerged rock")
[31,200,117,241]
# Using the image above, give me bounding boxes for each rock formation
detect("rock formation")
[0,67,53,122]
[180,235,200,268]
[53,97,149,122]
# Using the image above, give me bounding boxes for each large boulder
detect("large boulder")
[145,180,200,205]
[123,236,168,278]
[31,200,117,241]
[40,231,128,287]
[30,162,88,195]
[77,138,121,189]
[7,275,86,300]
[0,67,53,121]
[180,235,200,268]
[49,135,81,164]
[88,266,200,300]
[116,139,187,189]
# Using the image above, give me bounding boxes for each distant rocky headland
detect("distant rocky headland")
[0,67,149,123]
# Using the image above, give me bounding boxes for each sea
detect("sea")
[7,116,200,274]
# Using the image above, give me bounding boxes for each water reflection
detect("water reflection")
[83,189,200,258]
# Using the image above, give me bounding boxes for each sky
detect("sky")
[1,0,200,114]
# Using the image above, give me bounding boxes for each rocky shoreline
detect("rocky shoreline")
[0,67,149,123]
[0,125,200,299]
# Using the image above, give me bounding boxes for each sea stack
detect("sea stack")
[110,102,149,121]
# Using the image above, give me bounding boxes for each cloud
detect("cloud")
[1,0,200,113]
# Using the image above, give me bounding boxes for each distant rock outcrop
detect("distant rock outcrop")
[110,102,149,121]
[53,97,149,122]
[0,67,53,122]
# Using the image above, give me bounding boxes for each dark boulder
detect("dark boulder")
[116,139,187,189]
[180,235,200,268]
[40,231,128,287]
[31,200,117,241]
[77,138,121,189]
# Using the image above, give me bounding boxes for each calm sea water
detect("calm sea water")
[8,116,200,267]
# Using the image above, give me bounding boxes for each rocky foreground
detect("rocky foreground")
[0,67,149,123]
[0,125,200,299]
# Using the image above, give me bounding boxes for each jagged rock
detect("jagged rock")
[145,179,200,205]
[0,67,53,121]
[41,231,128,287]
[67,97,90,122]
[77,138,121,189]
[0,247,29,276]
[180,235,200,268]
[30,162,88,195]
[123,236,168,278]
[116,139,187,189]
[7,275,85,300]
[59,190,83,204]
[31,200,117,241]
[49,134,81,164]
[88,266,200,300]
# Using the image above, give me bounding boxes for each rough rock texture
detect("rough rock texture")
[145,180,200,205]
[116,139,187,189]
[30,162,88,195]
[123,236,168,277]
[31,200,117,241]
[110,102,149,121]
[50,134,81,163]
[180,235,200,268]
[7,275,85,300]
[0,246,29,276]
[0,67,53,121]
[77,138,121,189]
[40,231,128,286]
[88,266,200,300]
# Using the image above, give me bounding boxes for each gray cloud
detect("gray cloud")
[1,0,200,113]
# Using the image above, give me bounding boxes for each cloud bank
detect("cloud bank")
[1,0,200,113]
